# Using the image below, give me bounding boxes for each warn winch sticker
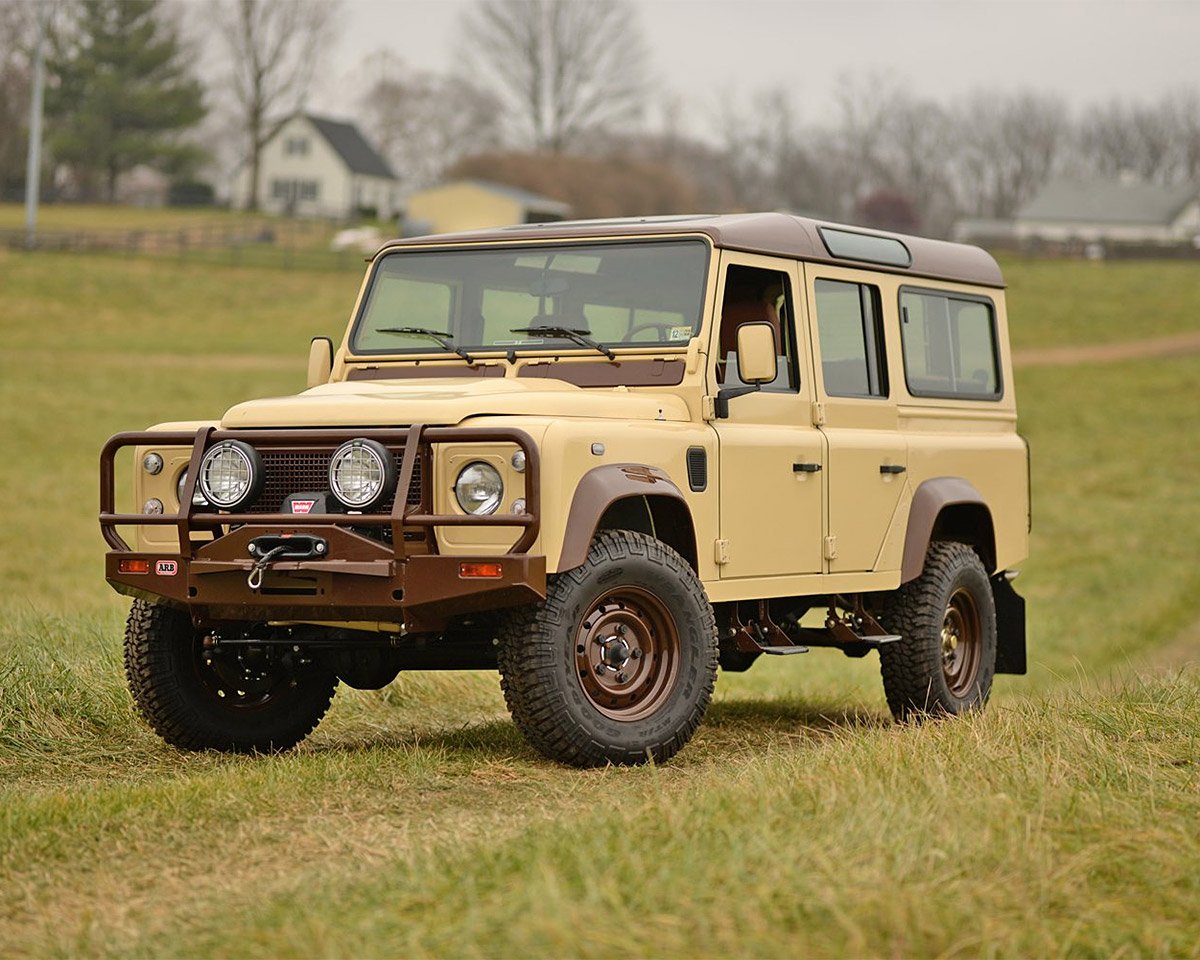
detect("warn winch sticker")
[155,560,178,576]
[290,499,316,514]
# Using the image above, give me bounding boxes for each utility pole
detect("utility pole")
[24,2,52,250]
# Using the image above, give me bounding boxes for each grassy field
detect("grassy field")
[1,247,1198,957]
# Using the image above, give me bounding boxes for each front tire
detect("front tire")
[124,600,338,753]
[498,530,718,767]
[878,540,997,721]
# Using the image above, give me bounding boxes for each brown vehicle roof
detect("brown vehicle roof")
[381,212,1005,289]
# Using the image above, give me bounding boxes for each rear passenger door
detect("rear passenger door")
[802,265,908,573]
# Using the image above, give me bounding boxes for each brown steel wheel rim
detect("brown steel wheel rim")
[574,586,681,722]
[941,586,982,698]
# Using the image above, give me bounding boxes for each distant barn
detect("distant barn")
[401,180,571,237]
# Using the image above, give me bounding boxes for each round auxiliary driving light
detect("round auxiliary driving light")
[143,498,164,515]
[455,461,504,516]
[329,438,396,510]
[510,450,526,473]
[142,452,164,475]
[197,440,264,510]
[510,498,527,515]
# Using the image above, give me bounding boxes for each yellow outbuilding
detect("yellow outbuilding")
[403,179,571,236]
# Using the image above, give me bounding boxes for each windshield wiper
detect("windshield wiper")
[376,326,475,364]
[509,325,616,361]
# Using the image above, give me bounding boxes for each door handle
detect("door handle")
[793,462,822,473]
[879,464,907,474]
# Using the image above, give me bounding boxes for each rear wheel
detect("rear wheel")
[124,600,338,753]
[878,541,997,721]
[498,530,718,767]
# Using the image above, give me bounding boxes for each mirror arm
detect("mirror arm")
[715,383,762,419]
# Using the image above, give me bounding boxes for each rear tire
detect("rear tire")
[497,530,718,767]
[124,600,338,753]
[878,541,996,721]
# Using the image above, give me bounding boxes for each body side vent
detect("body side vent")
[686,446,708,492]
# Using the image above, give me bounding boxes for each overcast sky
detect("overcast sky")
[315,0,1200,135]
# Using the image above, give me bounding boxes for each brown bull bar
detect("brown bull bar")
[99,424,545,630]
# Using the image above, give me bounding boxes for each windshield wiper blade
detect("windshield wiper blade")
[509,325,616,361]
[376,326,475,364]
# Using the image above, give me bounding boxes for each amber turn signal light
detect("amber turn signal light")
[458,562,503,579]
[118,559,151,574]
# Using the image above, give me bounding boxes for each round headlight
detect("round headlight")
[455,461,503,516]
[198,440,263,509]
[329,438,396,509]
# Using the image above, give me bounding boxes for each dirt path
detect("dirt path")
[1013,330,1200,368]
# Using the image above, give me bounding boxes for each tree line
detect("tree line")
[2,0,1199,237]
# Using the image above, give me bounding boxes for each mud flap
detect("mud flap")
[992,574,1027,675]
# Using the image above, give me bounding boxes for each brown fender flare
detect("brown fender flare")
[557,464,691,572]
[900,477,995,583]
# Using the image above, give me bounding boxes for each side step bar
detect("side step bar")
[729,598,902,658]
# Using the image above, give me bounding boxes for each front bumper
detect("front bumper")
[101,425,545,631]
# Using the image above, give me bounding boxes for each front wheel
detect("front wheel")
[124,600,338,753]
[878,540,997,721]
[498,530,718,767]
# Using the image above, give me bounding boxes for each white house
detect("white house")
[1012,177,1200,246]
[232,113,399,219]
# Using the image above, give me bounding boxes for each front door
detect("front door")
[712,252,824,579]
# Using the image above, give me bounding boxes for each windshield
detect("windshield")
[350,239,709,356]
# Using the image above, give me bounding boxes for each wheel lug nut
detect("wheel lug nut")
[616,672,628,683]
[630,649,642,660]
[594,664,607,675]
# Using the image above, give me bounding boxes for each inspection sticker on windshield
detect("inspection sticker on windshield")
[669,326,692,341]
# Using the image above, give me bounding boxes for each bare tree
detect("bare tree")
[460,0,647,152]
[214,0,336,210]
[356,51,503,190]
[0,1,35,193]
[952,90,1068,219]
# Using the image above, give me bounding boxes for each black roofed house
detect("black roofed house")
[1013,176,1200,247]
[232,113,399,219]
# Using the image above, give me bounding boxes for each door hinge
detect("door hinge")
[714,539,730,565]
[823,535,838,561]
[810,401,826,426]
[701,395,717,421]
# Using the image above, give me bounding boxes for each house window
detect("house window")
[284,137,310,156]
[813,279,888,398]
[269,179,319,204]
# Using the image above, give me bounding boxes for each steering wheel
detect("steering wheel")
[621,321,679,344]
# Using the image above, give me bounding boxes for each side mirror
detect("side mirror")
[714,322,777,419]
[735,322,778,384]
[307,337,333,389]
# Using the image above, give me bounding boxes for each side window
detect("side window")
[718,264,798,392]
[899,289,1000,399]
[813,279,887,398]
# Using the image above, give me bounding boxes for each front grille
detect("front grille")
[251,449,423,513]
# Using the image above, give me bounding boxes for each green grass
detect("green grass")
[1,249,1199,956]
[1000,254,1200,350]
[0,202,269,232]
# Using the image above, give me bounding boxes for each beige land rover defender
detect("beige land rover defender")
[101,213,1028,767]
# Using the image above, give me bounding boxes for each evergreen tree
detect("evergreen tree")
[47,0,205,201]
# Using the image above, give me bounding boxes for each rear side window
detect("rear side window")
[813,279,888,398]
[899,289,1001,399]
